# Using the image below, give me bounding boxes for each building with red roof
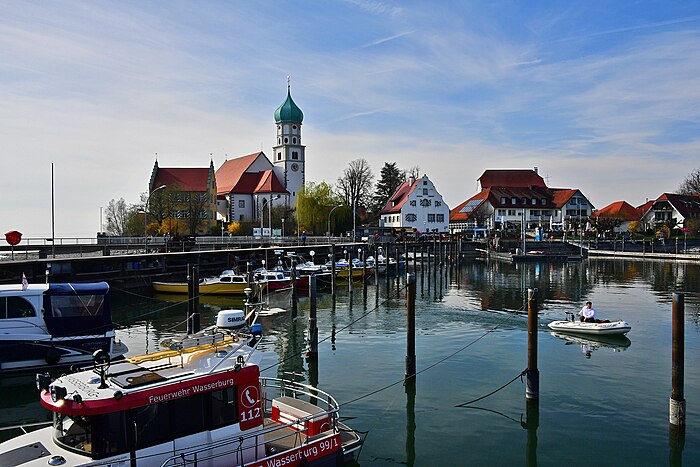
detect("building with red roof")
[148,160,218,235]
[215,82,305,225]
[215,152,289,223]
[450,168,594,234]
[591,200,642,233]
[379,175,450,232]
[149,83,307,231]
[638,193,700,230]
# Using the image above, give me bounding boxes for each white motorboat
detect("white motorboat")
[0,282,127,373]
[0,309,363,466]
[548,312,631,335]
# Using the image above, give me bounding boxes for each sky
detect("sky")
[2,0,700,238]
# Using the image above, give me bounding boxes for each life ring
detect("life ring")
[45,347,61,365]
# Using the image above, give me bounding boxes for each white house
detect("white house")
[379,175,450,233]
[449,169,594,233]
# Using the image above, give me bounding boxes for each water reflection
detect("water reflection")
[549,331,631,358]
[405,378,416,467]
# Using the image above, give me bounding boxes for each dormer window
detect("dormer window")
[521,197,527,204]
[501,197,507,204]
[531,199,537,205]
[511,197,517,204]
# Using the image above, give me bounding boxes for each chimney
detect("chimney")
[533,166,538,174]
[409,175,415,186]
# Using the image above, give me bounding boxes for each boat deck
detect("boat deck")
[263,418,361,456]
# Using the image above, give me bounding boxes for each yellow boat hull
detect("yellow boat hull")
[152,281,263,295]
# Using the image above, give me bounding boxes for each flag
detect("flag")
[21,273,28,291]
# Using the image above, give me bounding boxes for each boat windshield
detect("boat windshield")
[54,413,92,455]
[54,412,128,459]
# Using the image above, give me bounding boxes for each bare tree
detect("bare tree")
[406,165,421,179]
[104,198,134,236]
[678,168,700,195]
[336,158,374,210]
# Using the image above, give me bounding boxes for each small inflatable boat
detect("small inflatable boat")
[548,312,631,335]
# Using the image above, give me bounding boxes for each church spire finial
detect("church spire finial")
[287,75,290,92]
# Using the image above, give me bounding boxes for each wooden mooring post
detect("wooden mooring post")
[331,244,337,300]
[307,275,319,360]
[186,264,200,334]
[290,255,297,317]
[405,272,416,379]
[526,288,539,400]
[670,292,685,427]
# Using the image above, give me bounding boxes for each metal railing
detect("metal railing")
[159,377,340,467]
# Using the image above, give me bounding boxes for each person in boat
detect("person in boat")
[578,301,596,322]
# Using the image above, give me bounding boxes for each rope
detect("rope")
[455,369,527,407]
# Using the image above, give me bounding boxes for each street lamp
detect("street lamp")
[282,218,285,238]
[145,184,167,240]
[268,195,281,236]
[328,205,341,242]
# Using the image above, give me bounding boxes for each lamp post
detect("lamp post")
[328,205,341,242]
[145,184,167,240]
[268,195,280,237]
[282,218,285,238]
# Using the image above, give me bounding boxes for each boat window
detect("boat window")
[49,294,104,318]
[0,296,36,318]
[132,403,171,449]
[169,393,205,438]
[220,276,232,283]
[209,387,238,429]
[91,412,128,458]
[54,413,93,455]
[232,277,245,283]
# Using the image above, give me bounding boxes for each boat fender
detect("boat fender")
[45,347,61,365]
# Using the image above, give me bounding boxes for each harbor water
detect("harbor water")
[1,257,699,466]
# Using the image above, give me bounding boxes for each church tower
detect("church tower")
[272,79,305,207]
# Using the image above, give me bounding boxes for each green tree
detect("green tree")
[370,162,405,220]
[296,181,343,235]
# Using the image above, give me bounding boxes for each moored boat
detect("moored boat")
[254,270,292,291]
[0,309,363,466]
[152,270,265,295]
[0,282,127,373]
[547,312,631,335]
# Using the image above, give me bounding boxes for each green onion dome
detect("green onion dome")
[274,87,304,123]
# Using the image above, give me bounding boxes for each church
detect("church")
[215,83,306,223]
[148,82,306,233]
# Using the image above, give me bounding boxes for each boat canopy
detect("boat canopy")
[43,282,113,337]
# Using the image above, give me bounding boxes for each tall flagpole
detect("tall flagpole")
[51,162,55,258]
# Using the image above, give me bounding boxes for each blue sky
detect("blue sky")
[2,0,699,237]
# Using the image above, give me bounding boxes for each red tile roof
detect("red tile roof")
[153,167,212,192]
[450,189,490,222]
[216,152,265,194]
[254,170,287,194]
[551,188,578,208]
[592,201,640,221]
[478,169,546,189]
[380,179,420,214]
[636,200,654,216]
